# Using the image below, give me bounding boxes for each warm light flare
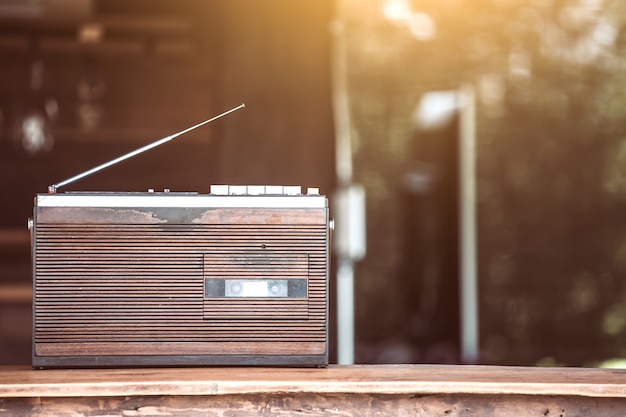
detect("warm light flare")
[407,12,436,41]
[382,0,412,22]
[382,0,436,41]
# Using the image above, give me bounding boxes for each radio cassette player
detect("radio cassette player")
[30,105,330,368]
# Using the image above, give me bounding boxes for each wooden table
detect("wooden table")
[1,364,626,416]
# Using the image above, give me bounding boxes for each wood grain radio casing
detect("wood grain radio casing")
[29,105,330,368]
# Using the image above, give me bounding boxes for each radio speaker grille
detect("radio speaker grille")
[34,223,327,345]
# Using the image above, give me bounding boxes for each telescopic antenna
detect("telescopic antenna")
[48,103,245,193]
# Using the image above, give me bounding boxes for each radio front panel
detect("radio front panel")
[32,189,329,367]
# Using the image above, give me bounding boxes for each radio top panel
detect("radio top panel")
[35,185,327,209]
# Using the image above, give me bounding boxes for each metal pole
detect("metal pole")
[336,258,355,364]
[331,9,356,364]
[458,85,479,364]
[331,19,353,187]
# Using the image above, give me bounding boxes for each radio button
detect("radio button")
[265,185,283,195]
[283,186,301,195]
[247,185,266,195]
[210,185,229,195]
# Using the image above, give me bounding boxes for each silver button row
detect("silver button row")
[210,185,320,196]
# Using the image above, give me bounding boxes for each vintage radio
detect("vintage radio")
[30,105,330,368]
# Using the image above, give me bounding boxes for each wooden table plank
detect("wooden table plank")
[1,364,626,399]
[4,393,626,417]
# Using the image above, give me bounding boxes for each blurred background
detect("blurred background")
[2,0,626,368]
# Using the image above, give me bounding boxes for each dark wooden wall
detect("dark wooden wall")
[0,0,335,365]
[214,1,335,188]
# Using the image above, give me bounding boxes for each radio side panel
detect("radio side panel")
[32,197,329,367]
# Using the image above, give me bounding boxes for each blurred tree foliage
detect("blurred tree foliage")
[340,0,626,365]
